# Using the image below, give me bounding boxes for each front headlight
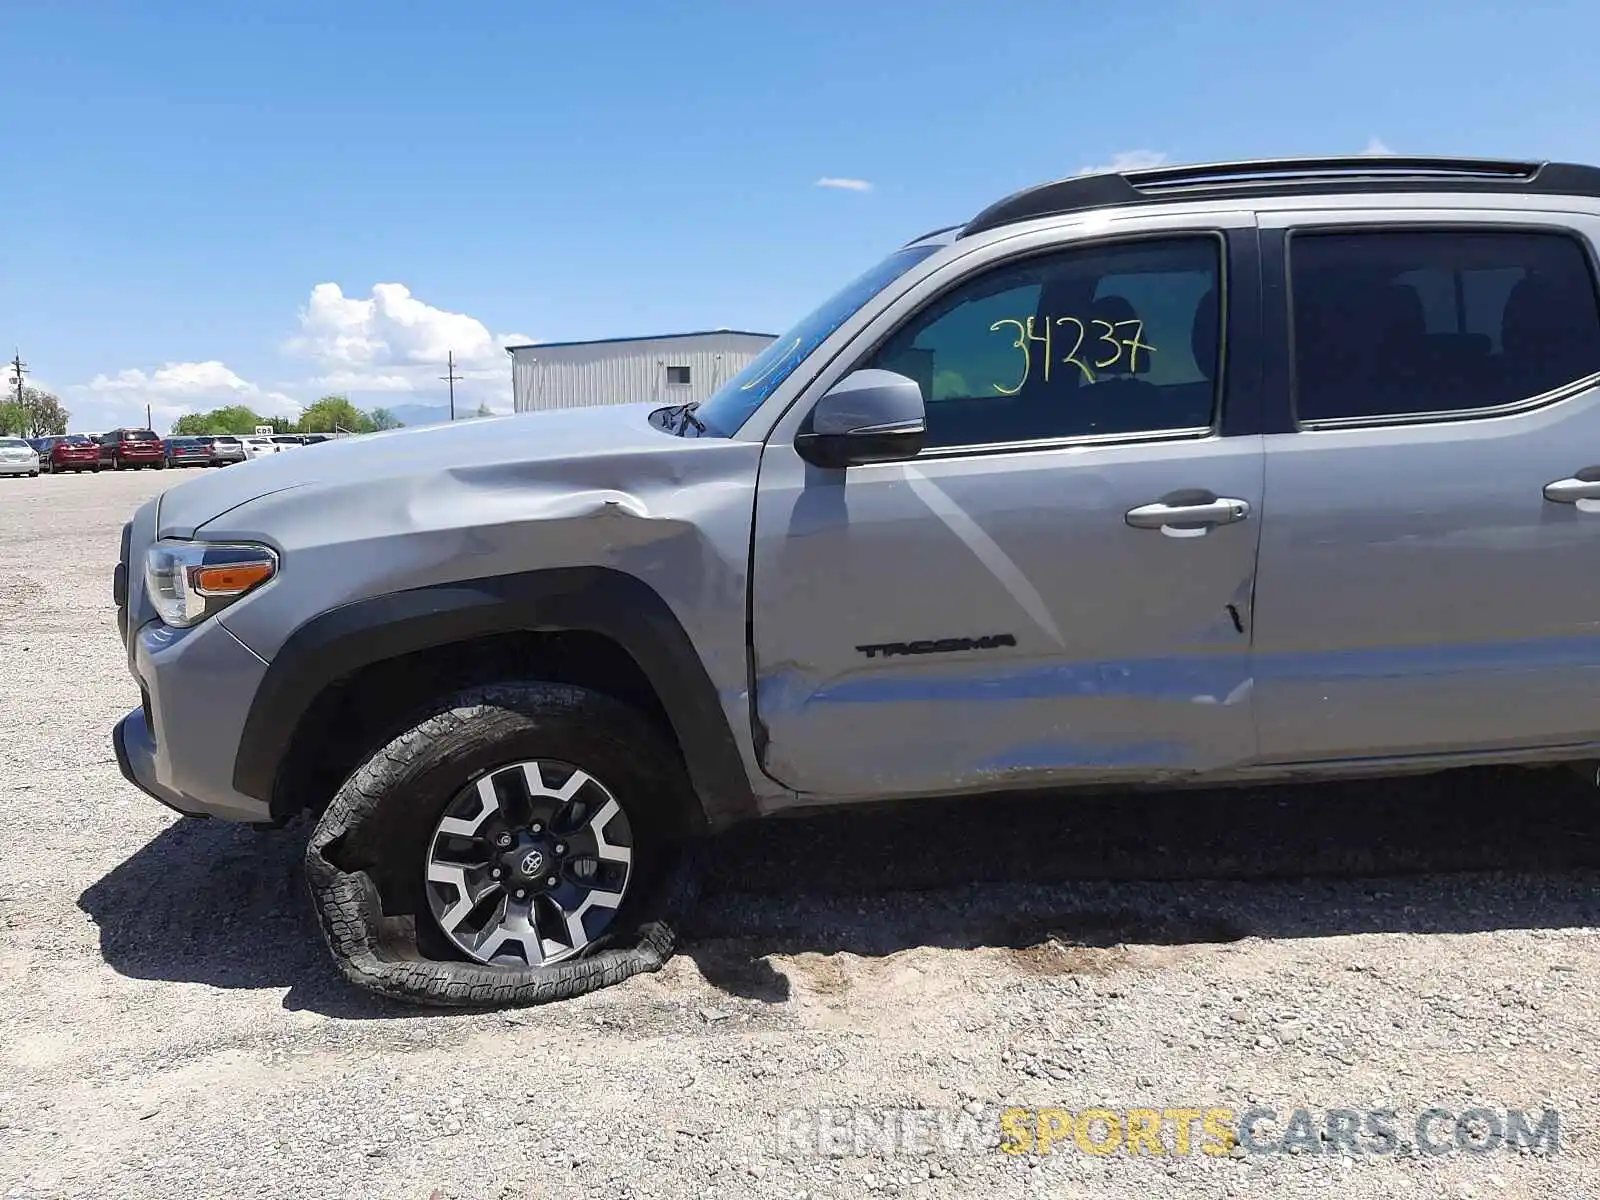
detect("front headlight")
[144,539,279,628]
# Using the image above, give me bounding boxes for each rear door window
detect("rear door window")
[1290,228,1600,423]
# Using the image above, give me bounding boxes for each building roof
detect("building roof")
[503,328,778,354]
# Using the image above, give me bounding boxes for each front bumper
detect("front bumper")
[110,620,278,824]
[113,706,210,819]
[113,515,278,824]
[0,459,38,474]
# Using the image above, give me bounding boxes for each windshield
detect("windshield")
[692,243,941,435]
[0,438,27,448]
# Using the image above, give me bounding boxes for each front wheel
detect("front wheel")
[304,682,699,1008]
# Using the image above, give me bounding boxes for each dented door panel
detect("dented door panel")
[750,435,1265,799]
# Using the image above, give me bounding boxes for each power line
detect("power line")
[441,350,463,421]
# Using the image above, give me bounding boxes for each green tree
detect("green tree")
[295,394,369,434]
[170,404,268,435]
[0,401,24,436]
[368,406,402,431]
[19,386,70,436]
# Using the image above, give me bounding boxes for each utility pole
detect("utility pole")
[441,350,463,421]
[145,403,152,430]
[10,350,24,408]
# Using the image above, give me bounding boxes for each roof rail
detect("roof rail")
[959,156,1600,238]
[901,222,963,247]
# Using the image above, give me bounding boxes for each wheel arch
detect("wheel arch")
[233,566,756,832]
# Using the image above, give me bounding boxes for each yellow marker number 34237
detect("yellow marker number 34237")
[988,314,1155,395]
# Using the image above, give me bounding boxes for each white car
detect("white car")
[0,437,40,477]
[240,436,283,461]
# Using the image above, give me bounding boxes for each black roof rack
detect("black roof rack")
[901,222,963,247]
[959,156,1600,238]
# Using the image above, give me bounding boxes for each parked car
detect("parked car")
[33,434,101,473]
[164,436,212,469]
[270,434,308,449]
[0,437,40,477]
[204,435,247,466]
[111,154,1600,1008]
[240,436,282,461]
[300,433,333,445]
[99,429,165,470]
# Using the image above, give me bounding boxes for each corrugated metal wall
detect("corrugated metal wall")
[511,332,776,412]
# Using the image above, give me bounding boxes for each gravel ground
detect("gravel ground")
[2,467,1599,1200]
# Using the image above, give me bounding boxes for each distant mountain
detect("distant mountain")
[386,403,452,427]
[384,402,503,427]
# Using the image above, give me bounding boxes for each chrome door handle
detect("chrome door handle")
[1544,468,1600,503]
[1125,496,1251,535]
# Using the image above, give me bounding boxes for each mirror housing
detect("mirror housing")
[794,369,927,469]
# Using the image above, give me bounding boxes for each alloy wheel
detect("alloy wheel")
[423,759,635,966]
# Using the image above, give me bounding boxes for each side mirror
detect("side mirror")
[794,369,927,469]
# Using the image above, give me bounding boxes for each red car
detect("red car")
[98,428,166,470]
[36,434,101,473]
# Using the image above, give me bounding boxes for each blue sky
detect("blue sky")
[4,0,1598,430]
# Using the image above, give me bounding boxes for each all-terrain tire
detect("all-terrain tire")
[304,681,702,1008]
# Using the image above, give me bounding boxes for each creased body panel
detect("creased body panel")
[183,414,783,816]
[750,436,1264,800]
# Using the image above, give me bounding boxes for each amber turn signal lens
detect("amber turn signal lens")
[190,561,274,596]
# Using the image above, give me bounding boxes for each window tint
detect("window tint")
[1291,229,1600,422]
[865,238,1221,449]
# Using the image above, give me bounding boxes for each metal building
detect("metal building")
[507,330,777,413]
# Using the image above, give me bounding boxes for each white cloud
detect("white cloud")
[287,282,501,369]
[814,176,873,192]
[1360,136,1394,156]
[301,369,418,394]
[61,360,300,433]
[1076,150,1168,176]
[43,281,525,432]
[284,282,522,409]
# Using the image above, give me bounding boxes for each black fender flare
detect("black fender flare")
[231,566,757,830]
